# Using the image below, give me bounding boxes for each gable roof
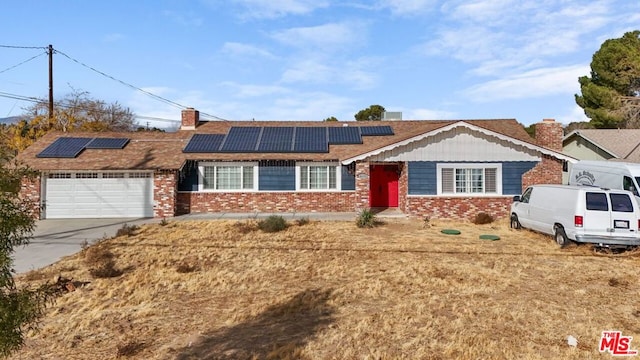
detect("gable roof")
[563,129,640,162]
[18,118,568,171]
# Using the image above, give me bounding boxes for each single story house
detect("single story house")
[18,109,572,220]
[562,129,640,183]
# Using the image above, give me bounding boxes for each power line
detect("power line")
[1,44,229,121]
[0,51,47,75]
[53,48,228,120]
[0,44,47,50]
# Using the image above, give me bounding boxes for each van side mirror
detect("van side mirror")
[512,195,521,202]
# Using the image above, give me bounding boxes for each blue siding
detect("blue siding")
[408,161,538,195]
[178,161,199,191]
[342,165,355,190]
[259,161,296,191]
[408,162,437,195]
[502,161,537,194]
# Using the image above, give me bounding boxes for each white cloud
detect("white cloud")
[162,10,203,27]
[221,82,290,98]
[280,58,378,89]
[464,64,589,102]
[229,0,330,19]
[221,42,276,59]
[556,104,589,126]
[270,22,367,51]
[377,0,437,15]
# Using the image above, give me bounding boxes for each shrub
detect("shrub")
[176,262,198,273]
[233,220,257,234]
[258,215,288,233]
[356,209,378,228]
[116,340,145,357]
[84,245,122,278]
[473,212,494,225]
[159,218,169,226]
[296,217,310,226]
[116,223,138,237]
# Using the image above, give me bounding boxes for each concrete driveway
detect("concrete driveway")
[12,218,159,274]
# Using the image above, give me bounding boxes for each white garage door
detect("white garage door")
[44,172,154,219]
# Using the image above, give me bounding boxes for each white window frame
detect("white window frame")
[436,163,502,196]
[198,162,258,192]
[296,162,341,191]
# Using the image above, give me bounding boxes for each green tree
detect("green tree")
[354,105,385,121]
[7,90,137,151]
[323,116,338,122]
[0,152,55,357]
[575,31,640,128]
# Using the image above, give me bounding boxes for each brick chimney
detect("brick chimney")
[535,118,563,151]
[181,108,199,130]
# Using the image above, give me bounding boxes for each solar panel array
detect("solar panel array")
[86,137,130,149]
[182,125,394,153]
[37,136,132,158]
[183,134,226,153]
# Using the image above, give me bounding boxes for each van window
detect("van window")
[520,187,532,203]
[623,176,639,196]
[586,192,608,211]
[610,193,634,212]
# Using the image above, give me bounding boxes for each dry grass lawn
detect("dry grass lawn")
[10,216,640,359]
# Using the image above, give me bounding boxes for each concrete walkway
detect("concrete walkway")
[12,212,370,274]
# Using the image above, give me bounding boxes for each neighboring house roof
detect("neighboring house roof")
[18,119,568,171]
[563,129,640,162]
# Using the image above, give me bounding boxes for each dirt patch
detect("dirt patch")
[12,218,640,359]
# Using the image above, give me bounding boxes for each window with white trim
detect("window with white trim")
[437,164,501,195]
[297,163,340,190]
[200,162,257,191]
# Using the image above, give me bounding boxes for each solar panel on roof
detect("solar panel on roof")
[183,134,225,153]
[36,137,93,158]
[293,127,328,153]
[257,127,294,152]
[220,126,262,152]
[85,137,129,149]
[360,125,394,136]
[328,127,362,144]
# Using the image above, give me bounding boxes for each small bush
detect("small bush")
[258,215,288,233]
[356,209,378,228]
[84,245,122,278]
[473,212,494,225]
[116,223,139,237]
[159,218,169,226]
[296,217,310,226]
[176,262,198,273]
[116,340,145,357]
[233,220,257,234]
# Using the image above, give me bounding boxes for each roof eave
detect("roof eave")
[341,121,577,164]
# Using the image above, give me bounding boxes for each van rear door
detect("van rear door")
[582,191,639,241]
[608,192,639,239]
[582,192,611,239]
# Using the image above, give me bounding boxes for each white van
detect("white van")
[510,184,640,247]
[568,160,640,198]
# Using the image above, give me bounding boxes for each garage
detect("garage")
[44,172,154,219]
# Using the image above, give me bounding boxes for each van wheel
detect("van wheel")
[554,226,569,248]
[510,215,521,229]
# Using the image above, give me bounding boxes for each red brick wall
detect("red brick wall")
[521,155,563,191]
[407,196,513,220]
[354,162,370,211]
[398,162,408,212]
[180,108,199,130]
[154,170,178,218]
[19,176,41,219]
[176,191,356,214]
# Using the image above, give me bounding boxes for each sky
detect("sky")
[1,0,639,129]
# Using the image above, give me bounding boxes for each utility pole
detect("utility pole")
[48,44,53,120]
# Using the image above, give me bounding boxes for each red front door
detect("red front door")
[369,164,399,208]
